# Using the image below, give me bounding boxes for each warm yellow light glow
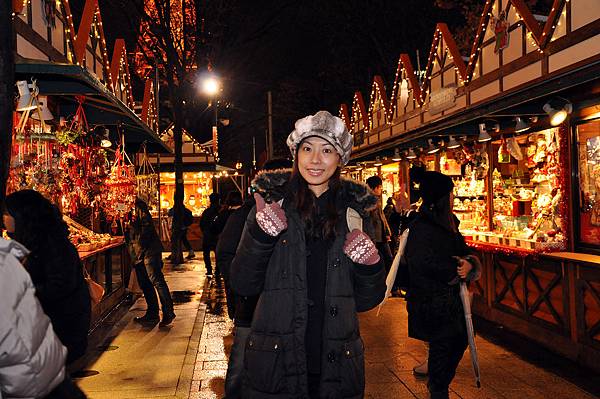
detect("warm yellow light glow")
[550,109,568,126]
[202,77,219,96]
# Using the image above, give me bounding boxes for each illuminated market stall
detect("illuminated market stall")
[145,128,245,248]
[340,0,600,372]
[10,0,169,325]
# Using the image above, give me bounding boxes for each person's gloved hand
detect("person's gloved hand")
[254,193,287,236]
[343,229,380,265]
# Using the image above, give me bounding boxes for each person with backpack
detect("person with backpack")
[230,110,386,398]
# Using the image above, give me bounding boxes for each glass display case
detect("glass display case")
[487,129,565,250]
[577,119,600,247]
[439,129,567,252]
[446,145,490,234]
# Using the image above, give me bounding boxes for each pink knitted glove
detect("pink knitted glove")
[343,229,380,265]
[254,193,288,236]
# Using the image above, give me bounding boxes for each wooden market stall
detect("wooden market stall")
[340,0,600,372]
[10,0,169,327]
[144,129,246,250]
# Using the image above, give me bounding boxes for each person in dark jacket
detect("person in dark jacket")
[212,191,243,242]
[366,175,394,275]
[129,198,176,326]
[216,158,292,399]
[3,189,91,364]
[199,192,221,277]
[404,166,481,399]
[230,110,386,399]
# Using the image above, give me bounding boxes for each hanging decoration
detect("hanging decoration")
[55,96,88,146]
[42,0,57,27]
[136,142,159,207]
[102,135,136,222]
[491,11,510,53]
[497,137,511,163]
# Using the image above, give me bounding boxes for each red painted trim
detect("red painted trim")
[339,104,351,130]
[401,54,422,105]
[540,0,567,47]
[465,0,495,80]
[141,79,153,123]
[369,75,390,127]
[13,0,24,14]
[512,0,544,41]
[438,23,468,80]
[74,0,97,64]
[110,38,126,91]
[351,91,368,131]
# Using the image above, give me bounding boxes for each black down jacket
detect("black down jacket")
[230,170,386,399]
[404,210,481,342]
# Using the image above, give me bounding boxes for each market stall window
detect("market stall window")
[577,119,600,248]
[484,128,566,251]
[446,144,490,233]
[380,162,401,207]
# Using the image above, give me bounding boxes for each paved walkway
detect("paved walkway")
[76,257,600,399]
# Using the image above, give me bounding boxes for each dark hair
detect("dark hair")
[4,189,71,254]
[288,155,341,241]
[224,190,243,207]
[366,175,382,190]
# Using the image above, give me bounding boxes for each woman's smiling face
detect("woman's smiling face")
[297,136,340,197]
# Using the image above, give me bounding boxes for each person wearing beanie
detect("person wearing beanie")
[404,165,481,399]
[230,110,386,398]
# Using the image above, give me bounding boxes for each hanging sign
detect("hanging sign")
[428,84,457,115]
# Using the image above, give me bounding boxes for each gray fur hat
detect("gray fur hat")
[286,110,353,165]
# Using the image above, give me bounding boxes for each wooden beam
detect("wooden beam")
[14,17,68,62]
[141,79,153,123]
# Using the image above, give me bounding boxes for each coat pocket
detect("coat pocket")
[244,333,286,394]
[339,336,365,396]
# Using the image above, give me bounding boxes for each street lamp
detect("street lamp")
[200,75,221,162]
[201,76,220,96]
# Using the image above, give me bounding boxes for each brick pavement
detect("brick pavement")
[191,280,599,399]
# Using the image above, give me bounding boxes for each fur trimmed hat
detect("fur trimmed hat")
[286,110,353,165]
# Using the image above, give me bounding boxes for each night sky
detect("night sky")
[95,0,467,168]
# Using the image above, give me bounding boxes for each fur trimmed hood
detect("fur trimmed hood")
[251,169,378,216]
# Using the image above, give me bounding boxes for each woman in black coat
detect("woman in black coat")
[404,166,481,399]
[230,111,386,399]
[3,189,91,364]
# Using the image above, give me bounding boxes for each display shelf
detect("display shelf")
[78,239,124,260]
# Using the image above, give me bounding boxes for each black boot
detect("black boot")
[134,313,160,324]
[160,311,176,326]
